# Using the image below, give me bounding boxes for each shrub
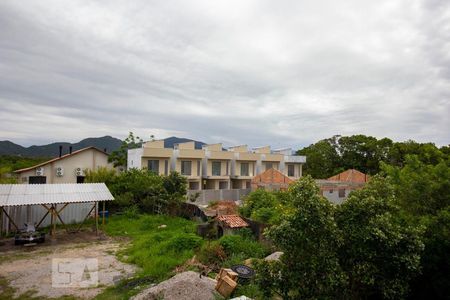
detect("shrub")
[240,189,285,224]
[166,233,202,252]
[219,235,266,258]
[197,242,227,266]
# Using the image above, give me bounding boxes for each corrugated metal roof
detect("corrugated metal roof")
[217,215,249,228]
[0,183,114,207]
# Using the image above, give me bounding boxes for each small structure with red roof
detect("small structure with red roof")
[216,214,249,237]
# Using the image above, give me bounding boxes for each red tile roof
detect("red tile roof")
[327,169,370,183]
[217,215,249,228]
[251,168,293,184]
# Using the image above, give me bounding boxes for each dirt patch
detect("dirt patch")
[204,201,239,217]
[0,232,136,299]
[132,271,217,300]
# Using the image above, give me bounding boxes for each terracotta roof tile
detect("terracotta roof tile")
[217,215,249,228]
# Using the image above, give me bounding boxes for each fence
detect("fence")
[186,188,252,206]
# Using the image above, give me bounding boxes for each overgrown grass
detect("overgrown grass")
[99,213,270,299]
[104,213,202,281]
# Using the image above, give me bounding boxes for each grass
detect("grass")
[1,212,270,299]
[104,213,202,281]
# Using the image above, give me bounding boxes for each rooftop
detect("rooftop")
[217,215,249,228]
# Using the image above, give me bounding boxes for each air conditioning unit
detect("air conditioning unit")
[36,167,44,176]
[56,167,64,177]
[75,167,84,176]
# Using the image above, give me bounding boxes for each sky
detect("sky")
[0,0,449,149]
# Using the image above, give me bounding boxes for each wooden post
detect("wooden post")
[54,204,57,236]
[102,201,106,226]
[0,206,3,238]
[50,205,54,237]
[95,202,99,235]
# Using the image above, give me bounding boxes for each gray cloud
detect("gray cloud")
[0,0,449,148]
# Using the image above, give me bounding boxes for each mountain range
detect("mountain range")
[0,136,206,158]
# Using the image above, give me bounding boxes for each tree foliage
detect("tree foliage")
[259,176,347,299]
[297,135,447,178]
[335,176,424,299]
[255,176,425,299]
[381,155,450,216]
[240,189,281,224]
[382,155,450,299]
[108,132,145,168]
[85,167,187,214]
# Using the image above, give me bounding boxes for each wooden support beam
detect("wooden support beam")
[75,203,96,233]
[102,201,106,226]
[1,207,19,232]
[36,209,50,229]
[95,202,99,235]
[50,205,55,237]
[0,206,3,237]
[57,203,69,214]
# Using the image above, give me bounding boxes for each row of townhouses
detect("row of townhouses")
[128,140,306,190]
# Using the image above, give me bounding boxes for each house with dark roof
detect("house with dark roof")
[14,146,113,184]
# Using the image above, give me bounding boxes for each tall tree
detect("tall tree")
[382,156,450,299]
[297,136,342,178]
[259,176,347,299]
[296,135,446,178]
[335,176,424,299]
[108,132,144,168]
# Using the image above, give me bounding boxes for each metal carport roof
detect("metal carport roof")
[0,183,114,207]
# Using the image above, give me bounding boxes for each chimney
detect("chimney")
[59,145,63,158]
[69,146,73,155]
[104,148,107,153]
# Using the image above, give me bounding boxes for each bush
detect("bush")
[219,235,266,259]
[123,205,140,219]
[197,242,227,266]
[166,233,202,252]
[240,189,285,224]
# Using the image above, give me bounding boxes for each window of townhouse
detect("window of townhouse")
[265,162,273,170]
[339,189,346,198]
[148,160,159,174]
[288,164,295,177]
[240,163,249,176]
[181,160,192,176]
[212,161,221,176]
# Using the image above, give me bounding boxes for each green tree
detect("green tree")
[409,208,450,299]
[297,136,342,178]
[335,176,424,299]
[381,155,450,216]
[108,132,144,168]
[0,166,17,183]
[260,176,347,299]
[84,166,117,186]
[382,156,450,299]
[388,140,444,167]
[240,189,279,224]
[111,168,165,213]
[162,171,188,204]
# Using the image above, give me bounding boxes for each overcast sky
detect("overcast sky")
[0,0,449,149]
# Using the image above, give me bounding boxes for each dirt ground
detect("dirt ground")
[0,231,136,299]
